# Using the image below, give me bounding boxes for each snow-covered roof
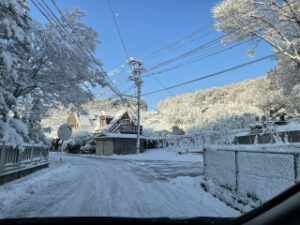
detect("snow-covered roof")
[103,110,136,133]
[95,133,146,140]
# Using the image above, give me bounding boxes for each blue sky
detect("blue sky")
[28,0,276,110]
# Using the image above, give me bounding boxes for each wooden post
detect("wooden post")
[235,151,239,193]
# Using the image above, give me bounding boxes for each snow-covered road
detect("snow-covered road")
[0,152,239,218]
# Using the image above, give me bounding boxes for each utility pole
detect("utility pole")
[127,57,144,153]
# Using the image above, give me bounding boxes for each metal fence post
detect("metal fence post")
[235,151,239,193]
[17,147,22,169]
[294,154,298,183]
[39,147,43,161]
[203,148,207,178]
[30,146,34,163]
[0,141,6,174]
[46,148,49,161]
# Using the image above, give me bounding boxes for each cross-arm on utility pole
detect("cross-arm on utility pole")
[127,57,144,153]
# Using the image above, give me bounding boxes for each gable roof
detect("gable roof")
[102,111,137,133]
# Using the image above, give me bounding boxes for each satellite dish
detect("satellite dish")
[172,126,180,135]
[57,123,72,141]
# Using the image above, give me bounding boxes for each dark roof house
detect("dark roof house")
[94,111,144,156]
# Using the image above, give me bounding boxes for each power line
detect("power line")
[114,40,241,88]
[106,0,175,98]
[142,54,276,96]
[32,0,132,109]
[107,23,213,77]
[144,35,226,73]
[106,0,130,60]
[107,4,281,79]
[151,76,174,96]
[114,39,236,86]
[48,0,127,99]
[142,41,245,78]
[105,15,225,95]
[142,24,213,61]
[103,0,143,117]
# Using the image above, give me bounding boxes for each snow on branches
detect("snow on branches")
[0,2,105,146]
[213,0,300,104]
[212,0,300,64]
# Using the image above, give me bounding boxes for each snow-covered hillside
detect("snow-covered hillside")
[41,76,299,138]
[157,77,299,133]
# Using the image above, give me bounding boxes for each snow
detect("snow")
[199,177,257,213]
[95,133,147,139]
[1,51,13,72]
[0,119,25,148]
[206,143,300,154]
[86,148,203,163]
[276,121,300,132]
[0,152,239,218]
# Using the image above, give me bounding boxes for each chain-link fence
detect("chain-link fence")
[204,145,300,202]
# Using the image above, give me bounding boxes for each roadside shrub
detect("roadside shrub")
[62,132,95,154]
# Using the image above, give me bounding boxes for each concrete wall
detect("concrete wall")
[113,138,146,155]
[95,138,146,155]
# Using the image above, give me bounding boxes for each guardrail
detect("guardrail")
[0,142,49,176]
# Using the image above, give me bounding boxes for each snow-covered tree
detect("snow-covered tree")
[0,4,107,145]
[212,0,300,64]
[213,0,300,104]
[267,54,300,95]
[0,0,33,144]
[157,77,293,133]
[0,0,31,121]
[17,6,106,112]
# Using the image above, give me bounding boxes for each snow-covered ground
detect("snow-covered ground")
[83,148,203,162]
[0,152,239,218]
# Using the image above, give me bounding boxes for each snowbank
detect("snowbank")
[89,148,203,162]
[0,155,74,218]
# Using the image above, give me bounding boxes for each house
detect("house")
[99,111,142,134]
[65,110,140,135]
[45,108,144,155]
[94,111,145,156]
[94,133,146,155]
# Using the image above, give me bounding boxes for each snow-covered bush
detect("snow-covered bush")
[0,117,28,148]
[62,132,95,154]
